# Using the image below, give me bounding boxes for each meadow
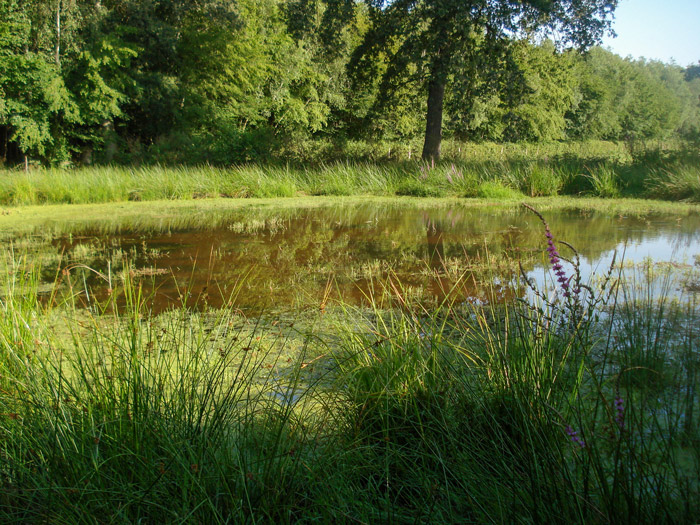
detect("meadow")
[1,140,699,206]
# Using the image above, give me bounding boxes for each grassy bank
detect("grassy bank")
[1,213,699,522]
[1,141,699,206]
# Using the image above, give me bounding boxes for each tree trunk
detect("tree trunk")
[55,0,61,65]
[421,77,445,162]
[102,119,118,163]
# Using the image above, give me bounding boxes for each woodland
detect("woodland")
[1,0,698,167]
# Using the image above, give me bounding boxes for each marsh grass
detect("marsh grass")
[585,166,622,198]
[0,259,337,522]
[1,219,699,522]
[2,141,698,206]
[646,164,700,202]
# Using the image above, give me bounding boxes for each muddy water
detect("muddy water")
[20,203,700,312]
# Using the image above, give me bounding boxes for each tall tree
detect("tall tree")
[348,0,617,160]
[0,0,80,165]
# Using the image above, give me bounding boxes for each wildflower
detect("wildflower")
[543,224,571,297]
[614,395,625,430]
[565,425,586,448]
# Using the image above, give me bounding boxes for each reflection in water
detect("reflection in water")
[8,203,700,313]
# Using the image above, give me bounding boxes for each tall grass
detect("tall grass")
[328,222,699,521]
[646,164,700,202]
[2,140,697,205]
[1,212,698,521]
[0,259,336,521]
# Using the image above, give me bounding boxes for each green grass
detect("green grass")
[477,180,524,199]
[1,140,698,206]
[646,163,700,202]
[1,205,699,522]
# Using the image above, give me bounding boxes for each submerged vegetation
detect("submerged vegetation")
[1,205,698,522]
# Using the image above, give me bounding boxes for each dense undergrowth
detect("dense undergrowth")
[1,204,699,523]
[2,140,699,206]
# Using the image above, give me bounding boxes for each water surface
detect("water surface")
[8,202,700,312]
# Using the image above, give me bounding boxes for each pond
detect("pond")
[6,201,700,313]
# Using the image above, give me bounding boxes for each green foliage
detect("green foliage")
[0,52,78,159]
[0,0,697,166]
[449,41,581,143]
[346,0,618,158]
[567,48,691,141]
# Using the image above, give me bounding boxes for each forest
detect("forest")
[1,0,699,167]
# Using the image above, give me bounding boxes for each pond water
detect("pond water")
[9,202,700,313]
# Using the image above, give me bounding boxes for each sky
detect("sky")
[601,0,700,66]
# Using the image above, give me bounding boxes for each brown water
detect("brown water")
[17,203,700,313]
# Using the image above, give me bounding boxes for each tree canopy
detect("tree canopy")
[0,0,697,166]
[347,0,618,160]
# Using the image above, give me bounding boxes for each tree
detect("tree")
[566,48,690,142]
[0,0,80,165]
[445,40,580,142]
[176,0,344,162]
[347,0,617,160]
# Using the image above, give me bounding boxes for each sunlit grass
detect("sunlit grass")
[1,140,697,205]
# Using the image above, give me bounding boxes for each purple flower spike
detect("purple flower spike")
[522,203,580,301]
[566,425,586,448]
[614,396,625,430]
[543,225,572,297]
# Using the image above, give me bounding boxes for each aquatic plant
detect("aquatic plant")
[1,208,698,522]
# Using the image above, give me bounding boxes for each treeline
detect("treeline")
[1,0,698,166]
